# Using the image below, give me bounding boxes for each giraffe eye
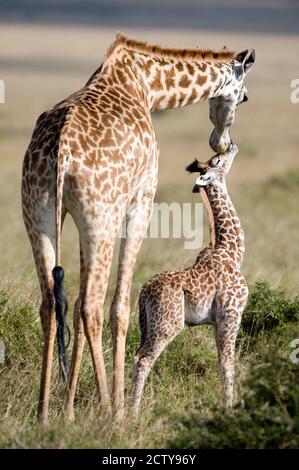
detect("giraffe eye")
[211,156,221,167]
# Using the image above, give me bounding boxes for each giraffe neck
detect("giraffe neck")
[99,42,233,112]
[203,182,245,266]
[131,51,233,111]
[200,187,216,248]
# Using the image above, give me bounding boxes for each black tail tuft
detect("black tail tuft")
[52,266,69,383]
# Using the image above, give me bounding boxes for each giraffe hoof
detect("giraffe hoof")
[99,402,112,420]
[65,408,75,422]
[38,414,49,427]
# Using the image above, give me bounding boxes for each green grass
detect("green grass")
[170,337,299,449]
[0,282,298,448]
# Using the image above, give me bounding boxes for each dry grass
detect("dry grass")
[0,23,298,448]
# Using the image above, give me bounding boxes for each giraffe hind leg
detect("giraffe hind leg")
[131,337,178,420]
[24,188,69,424]
[131,304,184,420]
[29,230,58,425]
[65,245,86,421]
[79,235,117,417]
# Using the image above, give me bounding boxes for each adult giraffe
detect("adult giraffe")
[21,34,255,424]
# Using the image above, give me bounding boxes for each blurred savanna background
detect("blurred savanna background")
[0,0,299,448]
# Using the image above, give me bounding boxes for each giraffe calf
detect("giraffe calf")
[131,143,248,418]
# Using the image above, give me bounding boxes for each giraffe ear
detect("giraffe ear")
[186,159,200,173]
[194,174,211,187]
[234,49,255,74]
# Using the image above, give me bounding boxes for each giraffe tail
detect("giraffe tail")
[52,135,70,383]
[138,287,148,348]
[52,266,69,383]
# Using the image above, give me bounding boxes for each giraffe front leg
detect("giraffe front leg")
[215,310,242,408]
[110,186,155,418]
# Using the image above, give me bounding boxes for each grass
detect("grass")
[170,343,299,449]
[0,23,299,448]
[1,283,299,448]
[269,170,299,190]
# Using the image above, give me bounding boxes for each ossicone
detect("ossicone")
[186,159,200,173]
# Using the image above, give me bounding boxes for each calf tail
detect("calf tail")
[138,287,148,348]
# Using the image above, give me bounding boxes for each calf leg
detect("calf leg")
[131,339,171,420]
[215,307,243,408]
[131,317,184,419]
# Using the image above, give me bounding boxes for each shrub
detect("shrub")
[239,281,299,345]
[170,353,299,449]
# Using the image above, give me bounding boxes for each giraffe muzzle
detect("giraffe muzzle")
[209,128,231,154]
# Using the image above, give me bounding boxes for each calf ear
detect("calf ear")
[186,159,200,173]
[234,48,255,73]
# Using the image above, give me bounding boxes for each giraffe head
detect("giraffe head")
[209,49,255,154]
[186,143,238,192]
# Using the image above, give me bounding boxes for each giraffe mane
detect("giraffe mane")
[104,33,235,63]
